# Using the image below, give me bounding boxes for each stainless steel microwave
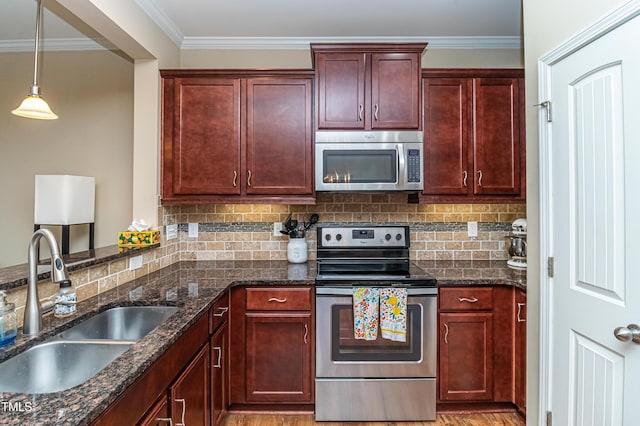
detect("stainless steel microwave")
[315,131,424,192]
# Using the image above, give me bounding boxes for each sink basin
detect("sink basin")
[56,305,180,340]
[0,340,132,393]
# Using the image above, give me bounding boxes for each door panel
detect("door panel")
[546,10,640,426]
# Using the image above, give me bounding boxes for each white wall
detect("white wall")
[0,50,134,267]
[522,1,627,424]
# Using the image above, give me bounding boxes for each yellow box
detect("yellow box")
[118,230,160,247]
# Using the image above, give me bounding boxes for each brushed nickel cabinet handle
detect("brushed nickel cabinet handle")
[359,104,364,121]
[374,104,379,121]
[213,307,229,317]
[303,323,309,345]
[458,297,479,303]
[247,170,252,187]
[463,171,468,187]
[517,303,526,322]
[444,323,449,344]
[213,346,222,368]
[268,297,287,303]
[232,170,237,187]
[477,170,483,186]
[175,398,186,426]
[155,418,173,426]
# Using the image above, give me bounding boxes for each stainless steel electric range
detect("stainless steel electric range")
[314,225,437,422]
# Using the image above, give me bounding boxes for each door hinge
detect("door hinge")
[547,411,553,426]
[535,100,553,122]
[548,257,555,278]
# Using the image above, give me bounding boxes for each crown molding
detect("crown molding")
[180,35,521,50]
[134,0,184,46]
[0,38,114,53]
[0,35,520,53]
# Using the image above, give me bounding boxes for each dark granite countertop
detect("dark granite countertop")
[0,244,160,292]
[0,259,523,425]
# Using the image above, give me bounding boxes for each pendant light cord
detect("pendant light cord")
[31,0,42,94]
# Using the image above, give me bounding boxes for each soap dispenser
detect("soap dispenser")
[54,279,77,317]
[0,291,17,347]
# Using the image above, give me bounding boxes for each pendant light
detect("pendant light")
[11,0,58,120]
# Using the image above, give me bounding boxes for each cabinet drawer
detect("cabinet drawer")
[439,287,493,311]
[210,291,230,333]
[246,287,312,311]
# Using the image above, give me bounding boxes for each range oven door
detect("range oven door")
[315,287,437,379]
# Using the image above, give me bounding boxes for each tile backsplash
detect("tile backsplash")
[161,193,526,262]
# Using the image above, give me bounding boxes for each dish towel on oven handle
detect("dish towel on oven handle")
[380,287,408,342]
[353,287,379,340]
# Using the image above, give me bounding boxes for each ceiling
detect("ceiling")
[0,0,522,52]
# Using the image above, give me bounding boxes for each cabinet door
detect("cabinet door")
[246,78,313,195]
[170,344,210,426]
[211,324,228,426]
[423,78,472,195]
[371,53,421,129]
[316,53,366,129]
[172,78,241,195]
[245,313,312,403]
[439,312,494,401]
[473,78,521,195]
[514,289,527,413]
[137,396,170,426]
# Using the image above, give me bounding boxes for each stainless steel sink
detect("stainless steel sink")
[0,305,180,393]
[0,340,133,393]
[55,305,180,340]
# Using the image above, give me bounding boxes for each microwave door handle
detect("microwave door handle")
[396,144,405,185]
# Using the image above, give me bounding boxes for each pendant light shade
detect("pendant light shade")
[11,0,58,120]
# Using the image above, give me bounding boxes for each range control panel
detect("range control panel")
[318,226,409,248]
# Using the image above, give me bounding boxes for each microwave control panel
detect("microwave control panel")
[407,149,421,183]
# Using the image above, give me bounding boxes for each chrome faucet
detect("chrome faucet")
[24,229,69,335]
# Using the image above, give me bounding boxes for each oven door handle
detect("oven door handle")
[315,286,437,296]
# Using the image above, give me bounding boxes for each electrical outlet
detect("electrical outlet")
[188,223,198,238]
[273,222,284,237]
[467,221,478,238]
[129,255,143,271]
[165,224,178,240]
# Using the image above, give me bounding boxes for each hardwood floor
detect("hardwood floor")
[224,413,525,426]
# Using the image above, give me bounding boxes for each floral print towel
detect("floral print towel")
[380,288,408,342]
[353,287,379,340]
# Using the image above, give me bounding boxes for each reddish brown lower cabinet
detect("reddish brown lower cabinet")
[170,344,210,425]
[439,311,494,401]
[92,312,210,425]
[514,289,527,414]
[137,397,170,426]
[230,286,314,407]
[438,286,514,405]
[211,322,228,425]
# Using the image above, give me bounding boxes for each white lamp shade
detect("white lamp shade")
[34,175,95,225]
[12,95,58,120]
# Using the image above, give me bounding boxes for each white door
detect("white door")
[541,4,640,426]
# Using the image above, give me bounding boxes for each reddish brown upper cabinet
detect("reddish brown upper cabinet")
[312,44,426,130]
[161,71,315,204]
[422,69,525,203]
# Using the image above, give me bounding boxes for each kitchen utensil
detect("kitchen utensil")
[304,213,319,230]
